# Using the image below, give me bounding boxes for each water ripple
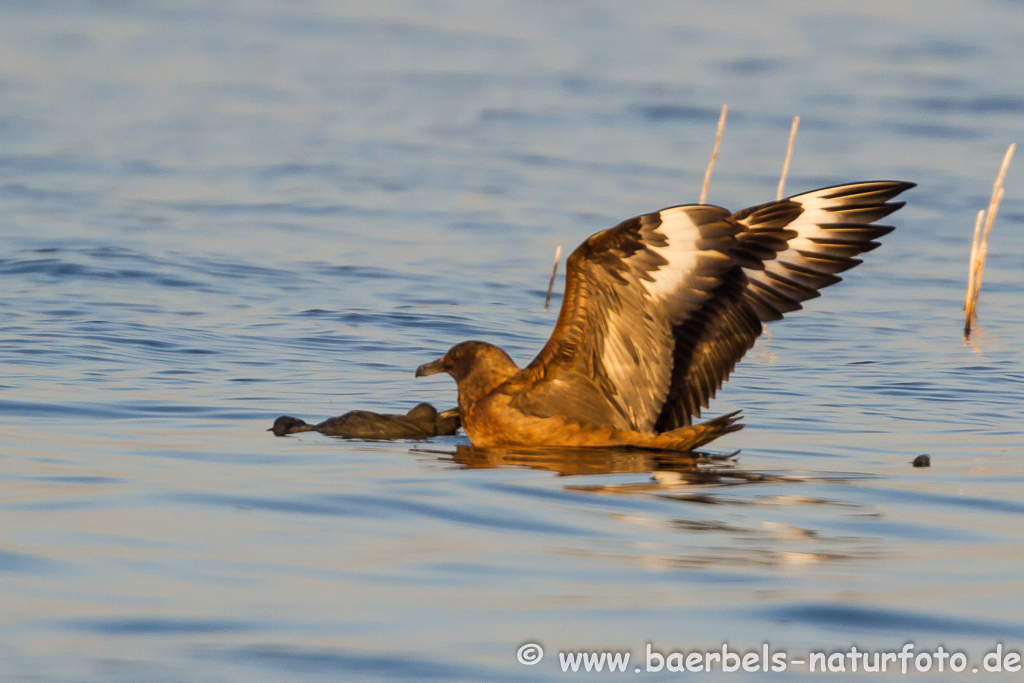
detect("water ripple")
[0,549,62,574]
[225,646,519,682]
[175,491,593,536]
[69,618,254,635]
[764,603,1024,638]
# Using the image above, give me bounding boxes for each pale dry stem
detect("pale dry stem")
[699,104,728,205]
[777,116,800,201]
[965,143,1015,338]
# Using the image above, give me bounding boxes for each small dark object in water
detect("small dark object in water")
[270,403,460,439]
[912,454,931,468]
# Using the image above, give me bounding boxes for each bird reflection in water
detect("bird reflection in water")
[416,444,796,492]
[413,444,876,567]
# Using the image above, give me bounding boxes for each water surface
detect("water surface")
[2,1,1023,680]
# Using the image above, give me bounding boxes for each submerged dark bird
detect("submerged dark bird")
[417,181,913,451]
[271,403,460,439]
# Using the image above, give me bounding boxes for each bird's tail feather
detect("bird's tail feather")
[649,410,743,451]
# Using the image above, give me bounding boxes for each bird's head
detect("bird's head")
[415,341,519,401]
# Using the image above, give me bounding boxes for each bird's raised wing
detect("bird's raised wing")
[506,205,740,432]
[654,180,914,431]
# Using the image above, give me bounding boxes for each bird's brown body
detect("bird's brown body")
[416,341,740,450]
[417,181,913,452]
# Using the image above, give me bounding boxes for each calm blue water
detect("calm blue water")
[2,1,1024,681]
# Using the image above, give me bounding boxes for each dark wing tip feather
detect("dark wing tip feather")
[728,199,802,226]
[748,278,803,313]
[764,269,823,301]
[746,289,786,322]
[814,180,916,202]
[793,250,863,274]
[809,223,895,243]
[822,201,906,223]
[813,226,896,244]
[776,260,843,289]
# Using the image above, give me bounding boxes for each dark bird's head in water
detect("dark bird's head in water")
[269,416,312,436]
[270,404,460,439]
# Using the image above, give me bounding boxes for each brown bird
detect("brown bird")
[416,181,913,451]
[270,403,460,439]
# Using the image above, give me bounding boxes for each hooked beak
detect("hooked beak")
[415,356,448,378]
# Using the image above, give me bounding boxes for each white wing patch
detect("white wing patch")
[600,206,736,430]
[639,208,703,301]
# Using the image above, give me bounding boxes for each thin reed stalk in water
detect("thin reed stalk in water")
[544,245,562,310]
[777,116,800,200]
[964,208,984,324]
[964,143,1015,338]
[699,104,728,205]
